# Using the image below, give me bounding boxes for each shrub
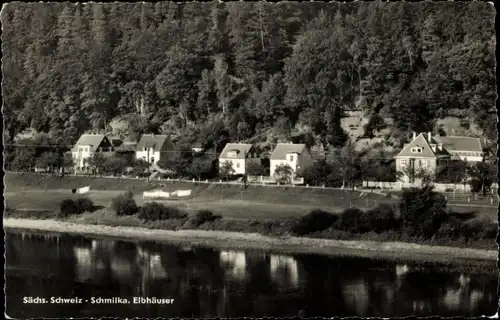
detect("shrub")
[193,210,221,226]
[60,199,78,217]
[111,191,138,216]
[75,197,94,213]
[138,202,187,221]
[292,209,338,236]
[459,218,498,240]
[469,179,483,193]
[420,210,449,239]
[143,217,189,230]
[435,217,462,240]
[339,208,364,233]
[399,186,448,236]
[361,204,398,233]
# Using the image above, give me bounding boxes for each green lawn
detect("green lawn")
[4,172,497,222]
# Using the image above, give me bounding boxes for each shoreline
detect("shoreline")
[4,218,497,264]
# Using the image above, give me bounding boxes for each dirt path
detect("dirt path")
[4,218,497,264]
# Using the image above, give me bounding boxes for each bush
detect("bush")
[469,179,482,193]
[361,204,399,233]
[459,218,498,240]
[420,210,449,239]
[193,210,221,226]
[111,191,138,216]
[399,186,448,236]
[339,208,364,233]
[435,217,462,240]
[138,202,187,221]
[75,197,94,213]
[60,199,78,217]
[292,209,338,236]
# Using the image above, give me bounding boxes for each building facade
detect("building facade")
[135,134,173,165]
[269,143,314,178]
[71,134,114,170]
[394,132,485,183]
[218,143,259,175]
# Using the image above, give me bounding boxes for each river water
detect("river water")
[5,231,498,318]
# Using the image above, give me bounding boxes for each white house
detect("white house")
[432,136,484,163]
[218,143,259,175]
[71,133,114,170]
[270,143,313,177]
[135,134,173,165]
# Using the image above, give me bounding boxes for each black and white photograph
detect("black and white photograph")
[2,1,498,318]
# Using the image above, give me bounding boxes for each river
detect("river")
[5,231,498,318]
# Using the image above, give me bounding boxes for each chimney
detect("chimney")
[412,132,416,140]
[428,132,432,142]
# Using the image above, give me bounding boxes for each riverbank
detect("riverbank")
[4,218,497,264]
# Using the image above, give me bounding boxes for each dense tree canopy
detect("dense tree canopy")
[2,2,496,149]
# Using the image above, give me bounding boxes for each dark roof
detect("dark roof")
[270,143,307,160]
[432,136,483,153]
[219,143,254,159]
[136,134,172,152]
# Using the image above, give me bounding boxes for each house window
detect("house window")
[236,163,240,168]
[144,147,147,151]
[289,155,294,162]
[228,151,238,158]
[411,147,422,153]
[400,159,408,166]
[420,160,428,168]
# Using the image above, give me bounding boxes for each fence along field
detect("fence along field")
[4,172,498,222]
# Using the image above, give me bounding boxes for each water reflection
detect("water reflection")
[5,231,498,318]
[269,255,299,288]
[220,250,247,280]
[342,280,369,316]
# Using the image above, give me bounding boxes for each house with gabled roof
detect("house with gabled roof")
[218,143,259,175]
[270,143,313,178]
[394,132,452,183]
[71,133,114,170]
[135,134,173,165]
[432,136,484,163]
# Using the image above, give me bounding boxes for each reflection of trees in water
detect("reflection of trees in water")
[7,232,78,281]
[8,232,498,317]
[6,232,85,317]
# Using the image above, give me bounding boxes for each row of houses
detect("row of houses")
[70,132,314,178]
[218,142,314,177]
[70,131,488,182]
[71,133,173,169]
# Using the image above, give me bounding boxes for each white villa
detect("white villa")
[135,134,173,165]
[71,133,114,170]
[269,143,313,177]
[218,143,259,175]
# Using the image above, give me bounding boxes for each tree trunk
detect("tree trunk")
[258,5,265,53]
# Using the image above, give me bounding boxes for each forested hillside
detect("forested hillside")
[2,1,496,152]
